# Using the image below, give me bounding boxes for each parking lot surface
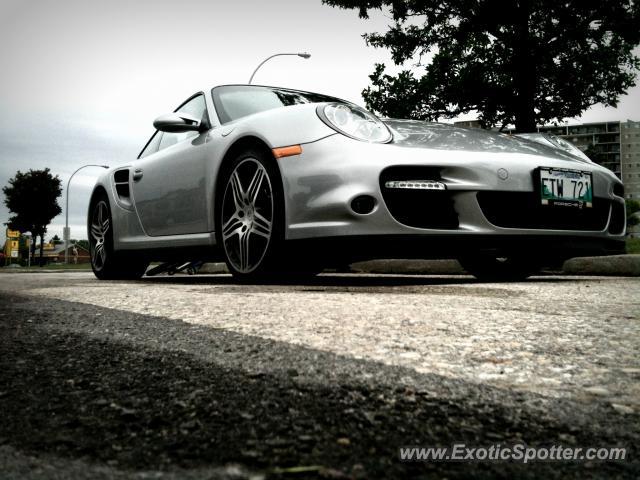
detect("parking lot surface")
[1,272,638,479]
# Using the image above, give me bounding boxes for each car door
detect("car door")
[131,93,211,237]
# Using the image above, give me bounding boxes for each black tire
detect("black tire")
[88,193,148,280]
[215,148,284,281]
[459,255,541,282]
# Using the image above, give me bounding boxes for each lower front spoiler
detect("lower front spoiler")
[287,234,626,266]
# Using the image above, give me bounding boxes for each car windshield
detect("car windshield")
[212,85,343,124]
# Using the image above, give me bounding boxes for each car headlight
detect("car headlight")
[317,103,392,143]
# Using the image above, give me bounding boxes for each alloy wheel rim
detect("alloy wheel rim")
[221,158,274,273]
[90,201,109,270]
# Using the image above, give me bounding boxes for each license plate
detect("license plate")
[539,167,593,208]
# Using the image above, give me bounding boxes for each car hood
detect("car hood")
[384,119,588,163]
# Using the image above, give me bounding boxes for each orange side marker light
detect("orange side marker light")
[272,145,303,159]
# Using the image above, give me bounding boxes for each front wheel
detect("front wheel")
[89,194,148,280]
[216,150,283,281]
[215,149,320,282]
[458,255,541,282]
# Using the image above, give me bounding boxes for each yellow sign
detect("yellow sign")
[4,230,21,262]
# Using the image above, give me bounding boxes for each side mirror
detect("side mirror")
[153,112,202,133]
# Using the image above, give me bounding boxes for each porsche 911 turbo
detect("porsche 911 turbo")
[88,84,626,281]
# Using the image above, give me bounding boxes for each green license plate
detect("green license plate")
[539,167,593,208]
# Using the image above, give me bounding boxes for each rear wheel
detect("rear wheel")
[459,255,541,282]
[89,194,148,280]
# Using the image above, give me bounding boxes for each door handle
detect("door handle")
[133,169,143,182]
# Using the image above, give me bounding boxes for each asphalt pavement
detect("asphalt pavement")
[0,272,638,479]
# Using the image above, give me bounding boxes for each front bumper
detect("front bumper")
[285,234,625,265]
[278,134,625,257]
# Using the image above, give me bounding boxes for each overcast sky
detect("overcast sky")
[1,0,639,244]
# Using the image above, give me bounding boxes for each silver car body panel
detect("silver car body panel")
[90,85,625,256]
[278,131,621,240]
[514,132,594,162]
[132,132,211,236]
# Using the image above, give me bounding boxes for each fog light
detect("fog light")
[351,195,376,215]
[384,180,446,190]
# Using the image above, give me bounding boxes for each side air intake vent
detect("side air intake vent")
[113,169,131,204]
[613,182,624,198]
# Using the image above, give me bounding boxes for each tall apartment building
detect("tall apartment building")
[620,121,640,200]
[537,120,640,199]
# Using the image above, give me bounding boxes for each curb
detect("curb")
[354,256,640,277]
[349,259,466,275]
[197,255,640,277]
[198,263,230,274]
[561,254,640,276]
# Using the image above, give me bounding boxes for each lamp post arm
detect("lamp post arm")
[64,164,109,264]
[248,53,307,84]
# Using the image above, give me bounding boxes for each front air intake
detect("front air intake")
[379,167,458,229]
[477,192,610,231]
[608,202,625,234]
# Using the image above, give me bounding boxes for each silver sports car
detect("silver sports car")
[88,84,626,281]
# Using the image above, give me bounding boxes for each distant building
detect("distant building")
[453,119,483,129]
[537,120,640,199]
[620,121,640,200]
[36,242,91,264]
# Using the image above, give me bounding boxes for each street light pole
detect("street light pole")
[248,52,311,84]
[64,164,109,264]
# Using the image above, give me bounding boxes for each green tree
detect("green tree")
[74,239,90,251]
[49,235,64,245]
[3,169,62,266]
[18,235,31,265]
[50,234,63,245]
[627,198,640,228]
[322,0,640,132]
[583,143,603,165]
